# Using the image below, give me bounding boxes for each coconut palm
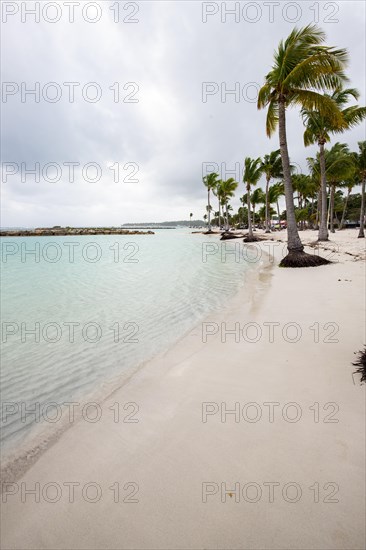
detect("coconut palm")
[257,24,348,266]
[339,178,356,230]
[219,178,238,230]
[243,157,263,241]
[302,87,366,241]
[203,172,219,232]
[213,180,225,230]
[292,173,319,229]
[352,141,366,237]
[324,143,354,232]
[260,150,283,232]
[212,211,219,227]
[269,182,285,227]
[258,204,276,224]
[251,187,266,226]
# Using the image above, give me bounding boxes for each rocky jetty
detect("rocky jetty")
[0,226,155,237]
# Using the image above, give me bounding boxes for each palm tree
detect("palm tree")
[269,182,285,227]
[251,187,266,226]
[292,173,319,229]
[339,178,356,230]
[189,213,193,227]
[302,87,366,241]
[203,172,219,232]
[205,204,213,227]
[213,210,220,227]
[308,144,354,232]
[258,24,348,266]
[220,178,238,230]
[227,204,234,226]
[238,195,249,226]
[352,141,366,237]
[307,156,324,228]
[243,157,263,241]
[326,144,354,232]
[258,204,276,225]
[214,180,225,230]
[260,150,283,232]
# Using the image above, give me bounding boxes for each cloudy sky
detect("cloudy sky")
[1,0,365,226]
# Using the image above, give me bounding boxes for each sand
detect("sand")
[1,229,365,550]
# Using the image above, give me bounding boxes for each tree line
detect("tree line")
[202,25,366,268]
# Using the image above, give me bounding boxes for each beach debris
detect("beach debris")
[220,233,243,240]
[352,348,366,385]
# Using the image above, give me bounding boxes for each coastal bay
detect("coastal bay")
[1,230,365,549]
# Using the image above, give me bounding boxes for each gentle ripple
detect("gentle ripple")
[1,229,257,457]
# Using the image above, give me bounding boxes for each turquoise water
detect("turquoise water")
[1,230,256,458]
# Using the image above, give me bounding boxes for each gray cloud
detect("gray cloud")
[1,1,365,226]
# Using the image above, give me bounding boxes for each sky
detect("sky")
[1,0,365,226]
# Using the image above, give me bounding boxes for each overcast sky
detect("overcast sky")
[1,0,365,226]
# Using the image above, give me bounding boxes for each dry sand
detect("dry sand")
[1,229,365,550]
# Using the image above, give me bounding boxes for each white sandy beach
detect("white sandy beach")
[1,229,365,550]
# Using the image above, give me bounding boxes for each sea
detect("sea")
[0,228,260,464]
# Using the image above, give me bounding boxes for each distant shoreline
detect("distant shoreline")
[0,227,155,237]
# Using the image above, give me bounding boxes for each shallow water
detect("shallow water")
[1,229,257,458]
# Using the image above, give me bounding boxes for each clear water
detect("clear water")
[1,229,256,458]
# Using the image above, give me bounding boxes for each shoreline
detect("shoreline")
[0,242,270,487]
[1,230,365,549]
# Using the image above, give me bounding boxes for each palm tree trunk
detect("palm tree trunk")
[299,195,303,230]
[339,187,351,230]
[330,185,335,233]
[318,141,329,241]
[265,175,270,232]
[225,203,229,231]
[358,177,365,238]
[278,99,304,254]
[247,185,253,238]
[218,201,221,229]
[276,199,281,228]
[316,189,320,229]
[207,189,211,231]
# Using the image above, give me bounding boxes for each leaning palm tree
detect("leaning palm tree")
[257,24,348,266]
[243,157,263,241]
[203,172,219,232]
[260,150,283,232]
[302,87,366,241]
[352,141,366,237]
